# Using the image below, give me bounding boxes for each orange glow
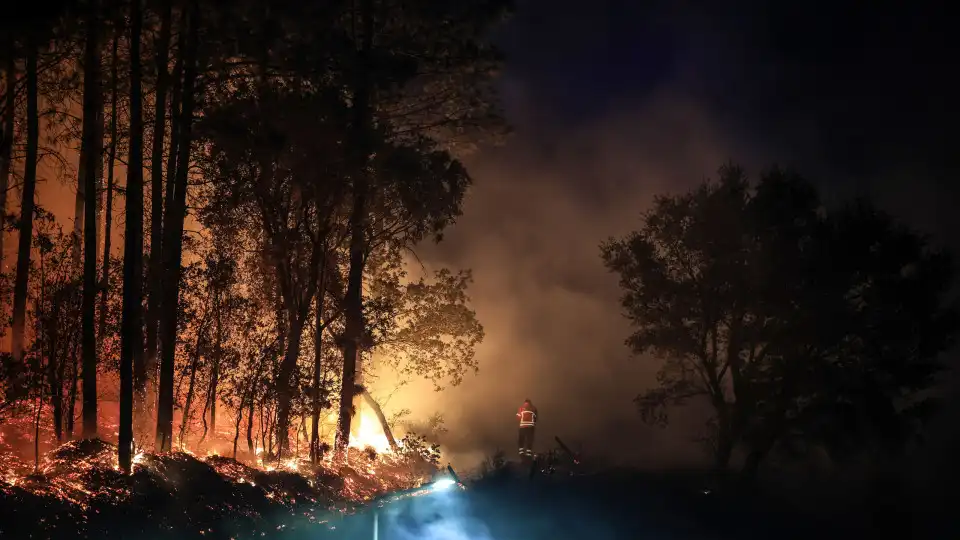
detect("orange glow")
[348,408,395,455]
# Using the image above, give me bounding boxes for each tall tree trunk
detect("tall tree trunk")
[11,36,40,363]
[311,262,326,463]
[243,352,265,457]
[156,1,198,451]
[49,291,69,444]
[145,0,172,400]
[259,399,268,457]
[94,111,104,260]
[72,150,86,268]
[99,19,121,351]
[0,48,15,275]
[162,35,182,215]
[33,363,44,471]
[246,393,255,455]
[54,322,67,442]
[198,374,212,446]
[178,330,203,450]
[119,0,144,474]
[48,292,63,444]
[208,365,217,434]
[232,402,243,459]
[209,293,222,436]
[335,0,374,457]
[274,313,306,456]
[81,1,103,439]
[66,340,79,439]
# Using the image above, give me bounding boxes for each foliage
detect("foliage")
[601,164,958,469]
[368,262,484,389]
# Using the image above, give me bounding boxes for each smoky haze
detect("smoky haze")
[369,1,788,471]
[370,2,788,471]
[374,0,960,473]
[382,87,772,470]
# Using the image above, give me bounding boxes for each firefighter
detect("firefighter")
[517,398,538,457]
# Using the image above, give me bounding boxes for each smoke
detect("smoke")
[372,1,960,474]
[357,2,794,471]
[375,82,775,470]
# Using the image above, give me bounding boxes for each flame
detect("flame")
[348,409,393,454]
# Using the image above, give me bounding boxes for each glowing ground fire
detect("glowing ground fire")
[350,409,396,454]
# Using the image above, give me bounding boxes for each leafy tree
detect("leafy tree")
[198,84,350,456]
[601,164,957,473]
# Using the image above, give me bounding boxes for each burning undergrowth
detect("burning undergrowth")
[0,438,438,539]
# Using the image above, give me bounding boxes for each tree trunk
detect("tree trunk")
[81,0,103,439]
[310,262,326,463]
[209,365,217,434]
[48,292,63,444]
[335,0,374,456]
[119,0,144,473]
[72,144,86,268]
[259,399,269,458]
[360,389,398,451]
[156,1,198,452]
[10,37,39,364]
[198,375,212,446]
[162,35,183,216]
[209,301,221,436]
[246,394,255,455]
[0,48,15,275]
[99,18,120,352]
[33,367,44,471]
[243,352,265,457]
[145,0,172,401]
[66,342,79,439]
[54,326,67,442]
[713,407,734,470]
[178,331,203,450]
[232,401,243,459]
[274,311,307,456]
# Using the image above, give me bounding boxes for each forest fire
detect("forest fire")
[0,0,501,535]
[349,409,396,455]
[0,405,431,500]
[0,395,444,540]
[0,430,440,538]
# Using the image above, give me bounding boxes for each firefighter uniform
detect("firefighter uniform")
[517,400,538,457]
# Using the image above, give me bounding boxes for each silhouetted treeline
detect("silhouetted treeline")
[602,164,957,478]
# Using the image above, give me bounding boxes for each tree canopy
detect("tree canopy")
[601,164,957,472]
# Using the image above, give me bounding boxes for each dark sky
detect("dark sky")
[390,0,960,472]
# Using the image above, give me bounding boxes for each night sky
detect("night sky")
[398,0,960,470]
